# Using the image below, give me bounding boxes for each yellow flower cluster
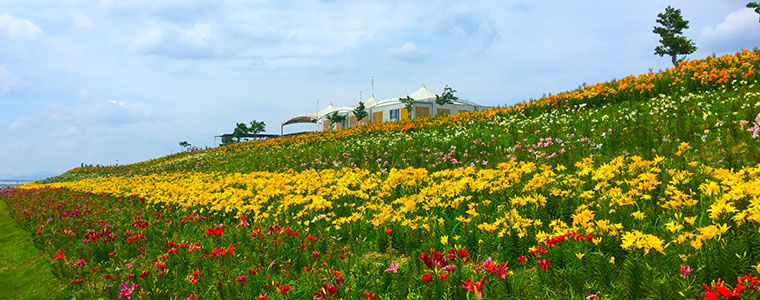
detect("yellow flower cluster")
[621,230,666,254]
[21,154,760,257]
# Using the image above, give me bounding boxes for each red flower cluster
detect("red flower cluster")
[188,269,199,284]
[543,231,594,249]
[313,284,337,299]
[53,249,66,260]
[703,275,760,300]
[205,224,224,237]
[483,259,510,279]
[202,244,235,258]
[418,249,449,270]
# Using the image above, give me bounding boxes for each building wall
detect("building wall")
[372,111,383,123]
[416,106,430,118]
[401,108,410,121]
[349,115,357,127]
[319,101,489,131]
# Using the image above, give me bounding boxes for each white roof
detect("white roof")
[364,95,378,107]
[372,84,438,107]
[316,104,336,118]
[406,84,437,100]
[281,103,336,126]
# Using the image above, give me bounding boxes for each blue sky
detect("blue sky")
[1,0,759,178]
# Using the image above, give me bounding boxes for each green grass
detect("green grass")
[0,200,65,299]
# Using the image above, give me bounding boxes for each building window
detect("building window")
[390,108,400,121]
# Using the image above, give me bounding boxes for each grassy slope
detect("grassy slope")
[49,84,760,182]
[0,200,65,299]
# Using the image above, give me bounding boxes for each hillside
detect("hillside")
[4,49,760,299]
[50,49,760,182]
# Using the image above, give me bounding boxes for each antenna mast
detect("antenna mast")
[316,99,319,131]
[371,76,374,97]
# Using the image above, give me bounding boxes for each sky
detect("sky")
[1,0,759,178]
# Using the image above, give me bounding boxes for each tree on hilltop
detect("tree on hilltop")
[435,85,458,106]
[653,6,697,66]
[325,111,346,130]
[749,2,760,22]
[353,102,368,124]
[178,141,191,151]
[248,120,266,139]
[224,120,267,145]
[233,122,249,142]
[399,96,415,119]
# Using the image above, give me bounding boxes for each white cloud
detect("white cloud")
[700,8,760,43]
[0,13,42,38]
[182,23,214,44]
[433,11,500,49]
[47,99,171,126]
[10,141,27,148]
[131,26,164,51]
[9,118,29,129]
[71,12,93,28]
[0,65,27,93]
[388,42,430,62]
[131,22,219,59]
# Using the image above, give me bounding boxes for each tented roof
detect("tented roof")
[363,95,377,107]
[406,84,437,100]
[281,103,335,126]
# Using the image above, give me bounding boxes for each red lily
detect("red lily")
[493,262,510,279]
[537,259,550,272]
[53,249,66,260]
[313,284,338,299]
[461,276,486,299]
[439,271,449,281]
[517,255,526,264]
[205,224,224,237]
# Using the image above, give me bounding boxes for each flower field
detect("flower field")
[3,49,760,299]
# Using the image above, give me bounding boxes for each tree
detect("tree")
[248,120,266,138]
[178,141,191,151]
[399,96,415,119]
[325,111,346,129]
[435,85,459,106]
[220,135,234,146]
[229,120,267,143]
[353,101,368,124]
[749,2,760,22]
[653,6,697,66]
[232,122,249,142]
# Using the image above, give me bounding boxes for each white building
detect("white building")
[281,85,490,133]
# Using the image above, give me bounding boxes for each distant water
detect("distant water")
[0,180,33,188]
